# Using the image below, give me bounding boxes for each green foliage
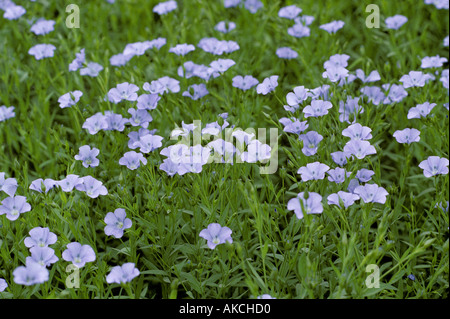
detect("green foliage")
[0,0,448,299]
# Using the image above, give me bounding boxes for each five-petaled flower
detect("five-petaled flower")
[393,128,421,144]
[0,195,32,221]
[385,15,408,30]
[299,131,323,156]
[119,151,147,170]
[199,223,233,249]
[0,172,18,197]
[24,227,58,248]
[287,192,323,219]
[418,156,449,177]
[75,176,108,198]
[0,278,7,292]
[104,208,132,238]
[62,242,96,268]
[354,184,389,204]
[256,76,279,95]
[58,90,83,109]
[106,263,140,284]
[297,162,330,181]
[327,191,360,209]
[107,82,139,103]
[13,261,49,286]
[28,44,56,60]
[75,145,100,168]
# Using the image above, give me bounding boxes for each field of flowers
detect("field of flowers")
[0,0,448,301]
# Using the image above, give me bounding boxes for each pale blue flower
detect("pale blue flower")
[354,184,389,204]
[153,0,177,15]
[287,192,323,219]
[106,263,140,284]
[419,156,449,177]
[287,23,310,38]
[210,58,236,74]
[400,71,432,88]
[128,108,153,128]
[182,83,209,100]
[82,112,109,135]
[69,48,85,71]
[29,178,57,193]
[199,223,233,249]
[13,261,49,285]
[80,62,103,77]
[327,191,360,209]
[26,246,59,267]
[320,20,345,34]
[342,123,373,141]
[232,75,259,91]
[356,168,375,183]
[30,19,55,35]
[143,76,180,95]
[0,195,31,221]
[0,105,15,122]
[3,5,26,20]
[355,69,381,83]
[244,0,263,13]
[278,5,302,19]
[74,145,100,168]
[385,15,408,30]
[331,151,351,166]
[28,44,56,60]
[0,172,17,197]
[256,76,278,95]
[407,102,436,119]
[327,167,351,184]
[282,119,309,135]
[137,94,160,110]
[24,227,58,248]
[107,82,139,103]
[286,86,311,109]
[75,176,108,198]
[299,131,323,156]
[297,162,330,181]
[119,151,147,170]
[343,140,376,159]
[276,47,298,59]
[215,21,236,33]
[303,100,332,118]
[62,242,96,268]
[393,128,421,144]
[421,55,448,68]
[58,90,83,108]
[169,43,195,56]
[104,208,132,238]
[0,278,7,292]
